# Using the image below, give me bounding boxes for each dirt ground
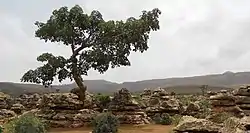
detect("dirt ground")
[49,124,174,133]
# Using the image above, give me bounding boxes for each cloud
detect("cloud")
[1,0,250,83]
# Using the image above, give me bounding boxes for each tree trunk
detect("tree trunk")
[73,74,86,102]
[71,56,86,103]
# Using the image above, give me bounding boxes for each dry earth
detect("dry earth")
[49,124,174,133]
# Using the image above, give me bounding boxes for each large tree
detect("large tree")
[21,5,161,102]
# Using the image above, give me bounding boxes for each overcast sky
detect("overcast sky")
[1,0,250,84]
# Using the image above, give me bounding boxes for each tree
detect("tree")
[200,85,208,96]
[21,5,161,102]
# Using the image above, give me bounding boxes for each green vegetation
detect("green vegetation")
[152,113,172,125]
[4,114,47,133]
[208,112,233,124]
[20,4,161,102]
[176,95,199,106]
[171,114,182,126]
[95,94,111,111]
[196,98,212,119]
[92,112,119,133]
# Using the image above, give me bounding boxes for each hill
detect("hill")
[1,71,250,96]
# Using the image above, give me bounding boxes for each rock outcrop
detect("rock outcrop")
[35,92,99,128]
[109,88,150,124]
[15,93,42,110]
[210,90,243,116]
[0,92,16,125]
[141,88,183,117]
[173,116,222,133]
[234,86,250,116]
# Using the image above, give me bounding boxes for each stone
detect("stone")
[34,91,99,128]
[183,102,201,116]
[109,88,150,124]
[15,93,42,109]
[10,103,25,114]
[0,92,13,109]
[142,88,183,117]
[173,116,222,133]
[233,86,250,116]
[0,109,16,125]
[220,117,244,133]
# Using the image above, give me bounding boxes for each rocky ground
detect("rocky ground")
[49,125,174,133]
[1,85,250,132]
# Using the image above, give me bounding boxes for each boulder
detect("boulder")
[35,91,99,128]
[15,93,42,109]
[173,116,222,133]
[10,103,25,114]
[109,88,150,124]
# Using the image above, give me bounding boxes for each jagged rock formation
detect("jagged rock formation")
[0,92,16,125]
[182,102,201,116]
[15,93,42,110]
[109,88,150,124]
[141,88,183,117]
[209,90,244,117]
[233,86,250,116]
[173,116,222,133]
[35,92,99,128]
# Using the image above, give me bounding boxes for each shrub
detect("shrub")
[176,95,199,106]
[95,94,111,111]
[208,112,233,124]
[4,114,47,133]
[196,99,212,118]
[171,114,182,126]
[152,113,172,125]
[92,112,119,133]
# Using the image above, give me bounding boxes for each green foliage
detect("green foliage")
[208,112,233,124]
[171,114,182,126]
[4,114,47,133]
[92,112,119,133]
[0,126,3,133]
[152,113,172,125]
[176,95,199,106]
[196,99,212,118]
[95,94,111,111]
[21,4,161,88]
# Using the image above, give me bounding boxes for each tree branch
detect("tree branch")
[71,31,93,58]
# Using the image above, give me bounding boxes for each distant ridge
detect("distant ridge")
[1,71,250,96]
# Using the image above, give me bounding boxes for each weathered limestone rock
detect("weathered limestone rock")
[10,103,25,114]
[141,88,183,117]
[233,86,250,116]
[109,88,150,124]
[183,102,201,116]
[15,93,42,110]
[35,92,99,128]
[0,92,13,109]
[210,91,243,116]
[173,116,222,133]
[0,109,16,125]
[220,116,250,133]
[0,92,16,125]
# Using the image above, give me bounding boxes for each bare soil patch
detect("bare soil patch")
[49,124,174,133]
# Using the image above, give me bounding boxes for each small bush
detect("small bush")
[4,114,47,133]
[152,113,172,125]
[92,112,119,133]
[171,114,182,126]
[176,95,199,106]
[208,112,233,124]
[196,99,212,118]
[95,94,111,111]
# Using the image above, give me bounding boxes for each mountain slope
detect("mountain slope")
[1,71,250,96]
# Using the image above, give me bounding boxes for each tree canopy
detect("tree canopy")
[21,5,161,101]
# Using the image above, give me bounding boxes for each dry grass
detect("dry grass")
[49,124,174,133]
